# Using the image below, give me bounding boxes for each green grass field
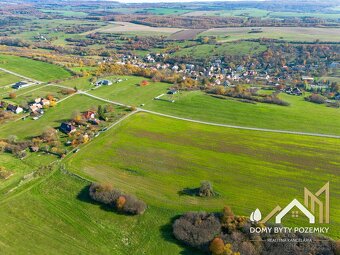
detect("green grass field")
[0,55,72,82]
[64,113,339,238]
[88,80,340,135]
[0,112,337,254]
[0,71,21,87]
[0,169,196,255]
[39,9,88,17]
[183,8,340,19]
[0,153,56,194]
[201,27,340,42]
[142,8,191,15]
[172,41,267,58]
[89,75,171,106]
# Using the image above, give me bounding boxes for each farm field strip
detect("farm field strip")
[0,67,42,83]
[0,55,72,82]
[84,21,184,35]
[81,91,340,139]
[201,27,340,42]
[0,71,22,88]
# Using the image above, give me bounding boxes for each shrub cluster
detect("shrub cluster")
[173,206,337,255]
[199,181,215,197]
[89,183,147,215]
[305,93,327,104]
[173,212,221,251]
[208,86,289,106]
[0,136,31,158]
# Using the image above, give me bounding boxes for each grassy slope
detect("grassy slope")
[89,81,340,135]
[0,170,197,255]
[0,94,102,139]
[0,112,338,255]
[201,27,340,42]
[87,75,171,106]
[0,153,56,194]
[173,41,267,58]
[0,55,72,82]
[66,113,340,239]
[0,71,21,87]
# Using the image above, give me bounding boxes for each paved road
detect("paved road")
[79,91,340,139]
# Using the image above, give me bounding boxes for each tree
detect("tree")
[50,100,57,107]
[140,80,149,86]
[97,105,106,120]
[46,94,54,101]
[41,127,58,143]
[199,181,215,197]
[210,238,225,255]
[9,92,16,99]
[72,111,83,123]
[116,195,126,209]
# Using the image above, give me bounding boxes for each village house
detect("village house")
[7,104,23,114]
[29,97,51,115]
[83,111,96,120]
[12,81,30,89]
[59,122,76,134]
[95,80,113,86]
[285,87,302,96]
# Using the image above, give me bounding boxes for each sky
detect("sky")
[117,0,262,2]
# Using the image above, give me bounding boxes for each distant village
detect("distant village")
[105,53,339,98]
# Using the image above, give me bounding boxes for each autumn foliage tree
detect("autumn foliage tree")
[9,92,16,99]
[140,80,149,86]
[210,237,225,255]
[89,183,147,215]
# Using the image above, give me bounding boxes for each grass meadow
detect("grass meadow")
[64,112,339,239]
[0,71,21,87]
[0,55,72,82]
[0,112,337,254]
[201,27,340,42]
[172,41,267,58]
[87,80,340,135]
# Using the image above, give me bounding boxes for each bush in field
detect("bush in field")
[89,183,121,205]
[89,183,146,215]
[199,180,215,197]
[173,211,221,251]
[121,194,147,215]
[305,93,327,104]
[9,92,16,99]
[140,80,149,86]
